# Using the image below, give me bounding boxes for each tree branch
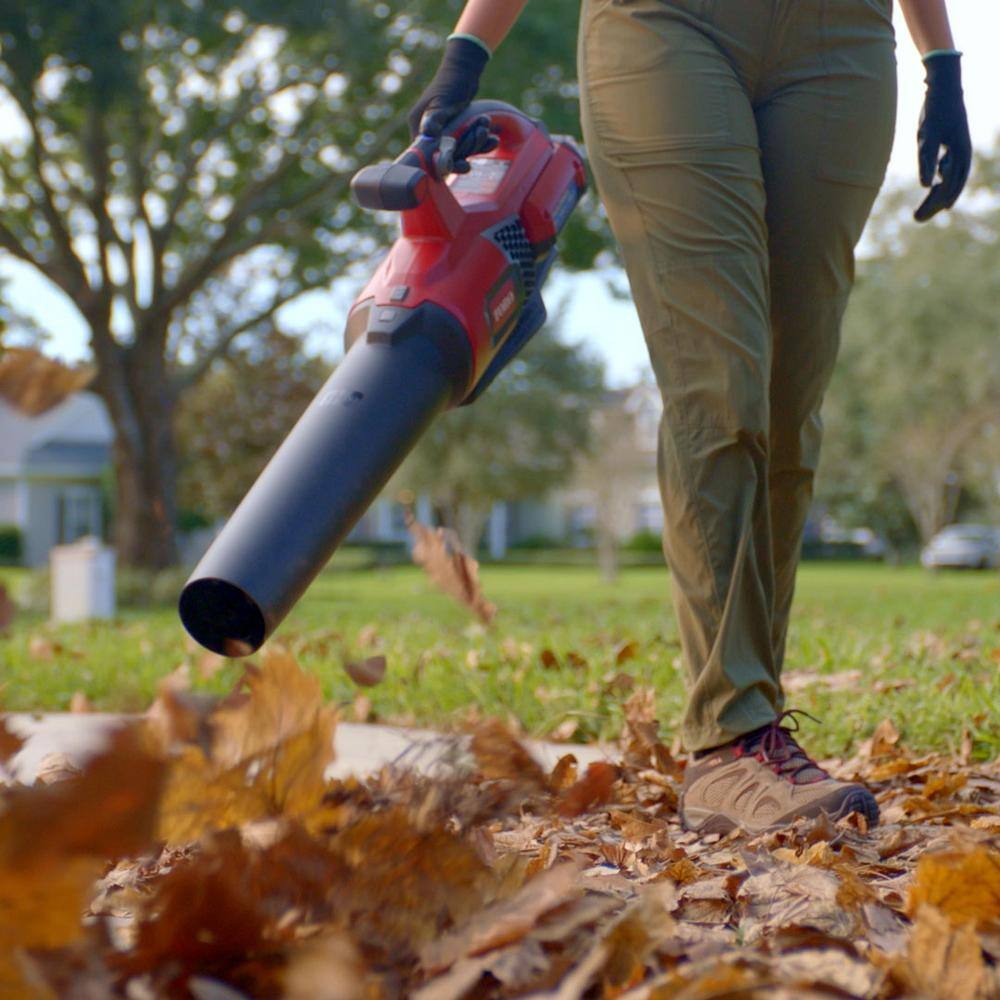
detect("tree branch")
[172,281,324,391]
[158,86,402,319]
[157,75,336,254]
[126,99,156,320]
[0,219,44,270]
[2,82,90,297]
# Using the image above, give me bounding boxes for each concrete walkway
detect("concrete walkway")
[3,713,618,784]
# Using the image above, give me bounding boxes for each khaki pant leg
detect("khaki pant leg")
[759,1,897,667]
[578,0,780,751]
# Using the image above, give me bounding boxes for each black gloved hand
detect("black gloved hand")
[436,115,500,175]
[914,52,972,222]
[407,36,489,140]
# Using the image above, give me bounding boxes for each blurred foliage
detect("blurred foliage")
[175,326,331,519]
[0,524,23,565]
[394,331,607,551]
[819,152,1000,546]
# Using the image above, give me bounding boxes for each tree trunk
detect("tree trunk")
[456,505,491,556]
[111,428,179,569]
[93,331,179,568]
[890,412,990,544]
[597,527,619,584]
[440,501,491,556]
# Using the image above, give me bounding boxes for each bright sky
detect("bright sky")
[1,0,997,385]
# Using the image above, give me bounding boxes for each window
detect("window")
[56,487,100,544]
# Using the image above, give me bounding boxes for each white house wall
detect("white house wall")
[23,480,104,567]
[0,481,18,525]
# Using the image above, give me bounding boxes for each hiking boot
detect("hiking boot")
[680,711,879,835]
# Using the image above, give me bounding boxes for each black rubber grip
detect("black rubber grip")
[351,163,427,211]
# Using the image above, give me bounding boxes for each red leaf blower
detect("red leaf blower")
[179,102,586,655]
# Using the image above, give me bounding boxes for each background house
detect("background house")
[0,391,113,567]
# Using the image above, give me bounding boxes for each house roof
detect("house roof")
[0,392,114,474]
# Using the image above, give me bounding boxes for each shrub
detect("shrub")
[623,530,663,553]
[0,524,23,564]
[509,534,562,551]
[116,567,191,608]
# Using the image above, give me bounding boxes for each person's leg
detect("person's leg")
[677,0,896,835]
[758,0,897,668]
[578,0,780,753]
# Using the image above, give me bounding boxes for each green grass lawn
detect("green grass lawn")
[1,561,998,760]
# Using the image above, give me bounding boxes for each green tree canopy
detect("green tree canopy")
[820,155,1000,546]
[175,326,330,522]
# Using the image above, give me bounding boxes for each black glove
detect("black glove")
[407,36,489,140]
[914,52,972,222]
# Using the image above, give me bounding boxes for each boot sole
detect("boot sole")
[681,787,880,836]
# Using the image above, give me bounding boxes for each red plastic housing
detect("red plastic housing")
[346,107,586,396]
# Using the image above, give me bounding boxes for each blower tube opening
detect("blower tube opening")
[179,577,266,657]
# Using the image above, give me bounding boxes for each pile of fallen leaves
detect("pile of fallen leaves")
[1,653,999,999]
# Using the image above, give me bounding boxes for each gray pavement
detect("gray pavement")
[3,712,617,784]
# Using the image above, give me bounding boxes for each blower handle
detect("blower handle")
[350,102,540,213]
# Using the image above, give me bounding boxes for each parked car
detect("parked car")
[920,524,1000,570]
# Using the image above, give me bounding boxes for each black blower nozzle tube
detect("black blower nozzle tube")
[179,318,468,656]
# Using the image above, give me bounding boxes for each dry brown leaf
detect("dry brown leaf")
[549,718,579,741]
[0,347,95,416]
[601,883,678,993]
[0,855,103,995]
[119,831,278,984]
[157,708,336,843]
[331,807,491,956]
[352,692,372,722]
[0,716,25,766]
[196,650,226,680]
[896,904,990,1000]
[539,649,559,669]
[960,725,974,765]
[906,845,1000,928]
[0,584,15,632]
[283,931,366,1000]
[356,623,380,649]
[34,751,82,785]
[610,810,669,843]
[664,858,702,885]
[869,717,902,758]
[0,723,164,866]
[153,651,336,842]
[782,669,862,693]
[406,514,497,623]
[548,754,579,793]
[603,671,635,697]
[558,761,620,818]
[420,863,582,974]
[623,686,657,728]
[145,671,218,756]
[28,635,59,661]
[69,691,92,713]
[211,647,329,768]
[737,860,855,943]
[345,654,387,687]
[469,719,548,792]
[675,875,734,924]
[615,640,639,665]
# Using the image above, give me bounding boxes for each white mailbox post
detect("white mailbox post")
[50,537,116,623]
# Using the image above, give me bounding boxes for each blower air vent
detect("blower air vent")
[490,219,537,299]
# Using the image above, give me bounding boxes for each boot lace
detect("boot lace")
[735,710,830,785]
